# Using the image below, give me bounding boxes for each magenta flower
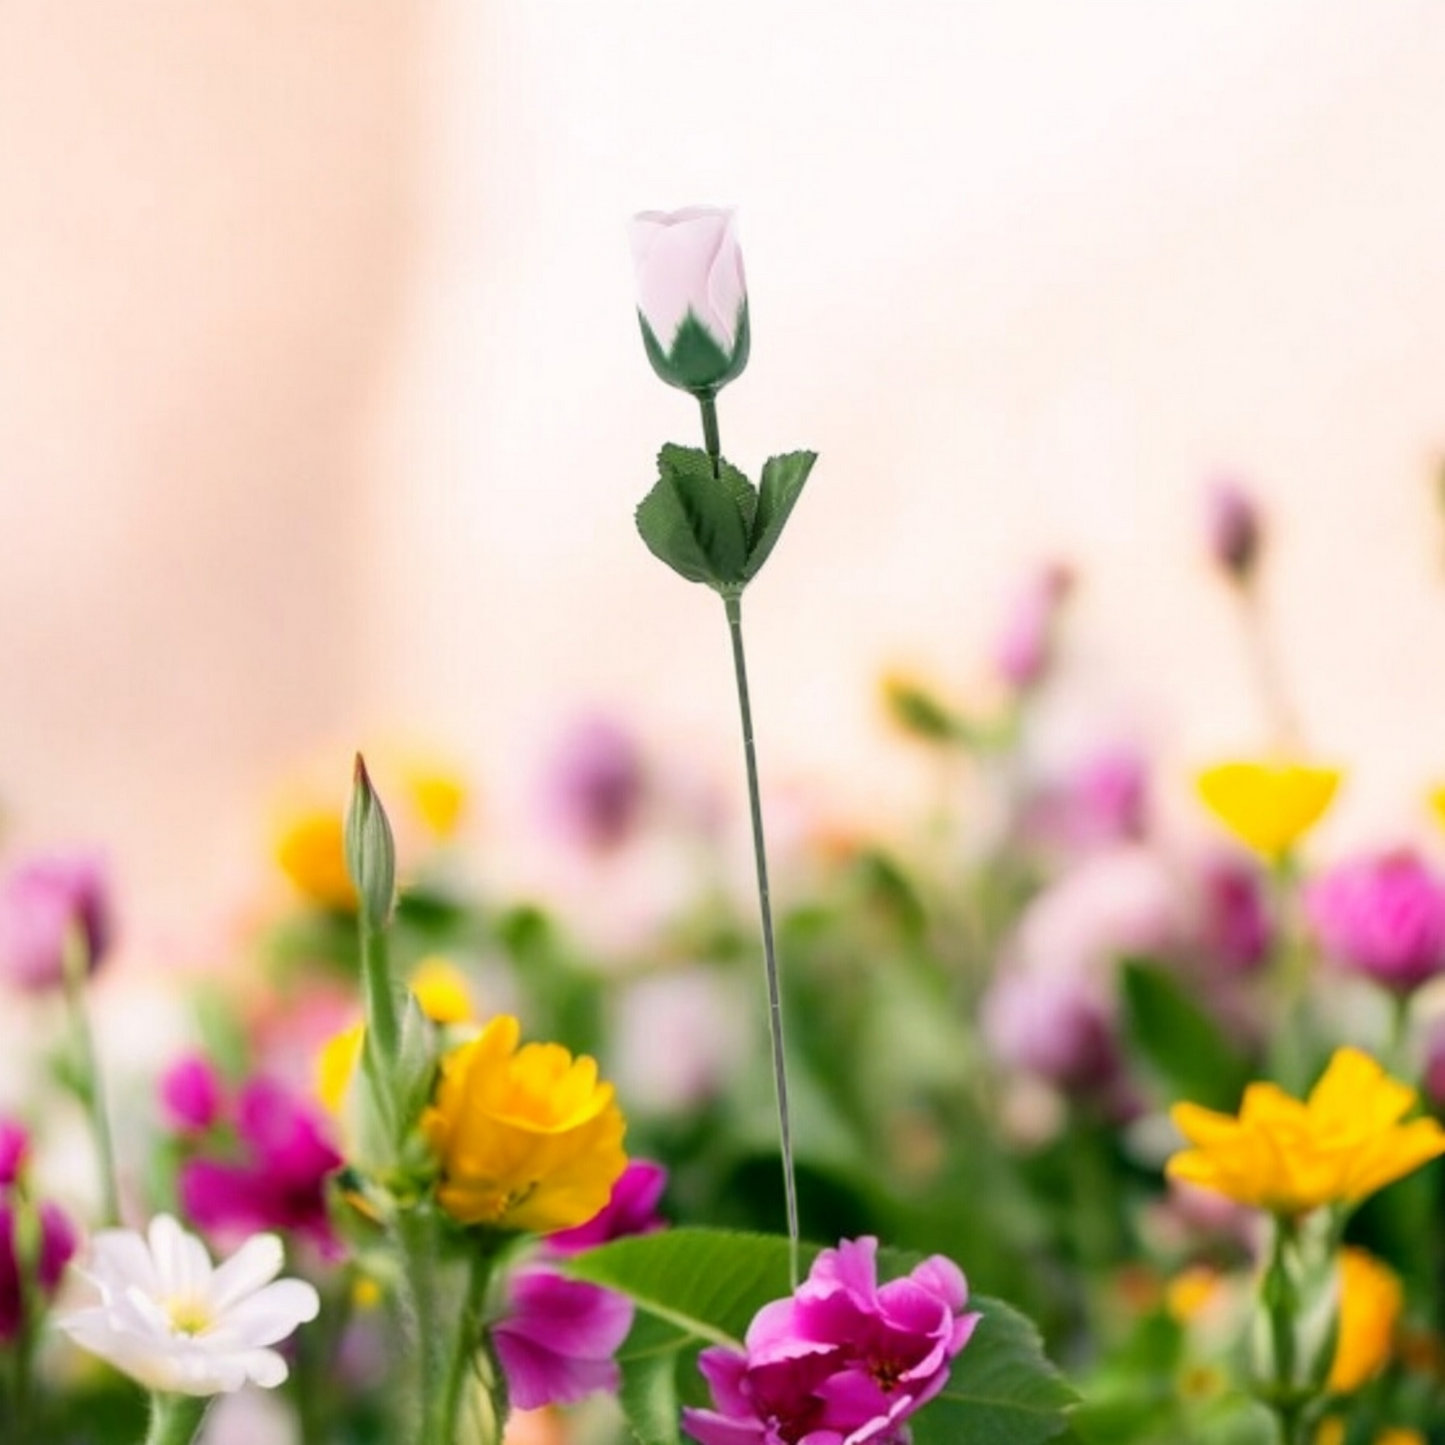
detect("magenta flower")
[493,1160,669,1410]
[548,1160,667,1256]
[981,964,1119,1092]
[0,1198,77,1340]
[1306,849,1445,994]
[991,564,1072,693]
[0,1119,28,1188]
[683,1237,979,1445]
[493,1267,635,1410]
[178,1078,342,1253]
[159,1054,224,1134]
[0,852,112,992]
[542,714,647,852]
[1027,745,1148,853]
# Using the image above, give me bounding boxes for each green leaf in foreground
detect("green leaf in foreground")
[635,444,752,591]
[744,449,817,581]
[566,1229,1076,1445]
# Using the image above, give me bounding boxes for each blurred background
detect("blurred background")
[3,1,1445,950]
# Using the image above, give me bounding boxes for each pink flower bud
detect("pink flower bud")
[992,563,1073,692]
[0,852,112,992]
[630,207,749,396]
[159,1054,225,1134]
[0,1120,28,1188]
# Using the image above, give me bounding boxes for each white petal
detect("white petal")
[206,1233,284,1315]
[85,1228,162,1300]
[240,1347,290,1389]
[148,1215,214,1299]
[212,1280,321,1347]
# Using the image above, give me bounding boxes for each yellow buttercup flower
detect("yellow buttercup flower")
[275,809,356,909]
[1165,1265,1224,1324]
[421,1014,626,1233]
[1328,1247,1403,1394]
[1167,1047,1445,1216]
[1196,761,1341,860]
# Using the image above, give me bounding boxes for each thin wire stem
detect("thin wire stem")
[724,592,800,1286]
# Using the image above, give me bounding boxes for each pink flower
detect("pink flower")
[1026,745,1149,852]
[991,564,1072,692]
[159,1054,224,1134]
[1306,849,1445,994]
[494,1161,669,1410]
[0,852,112,991]
[0,1119,29,1188]
[493,1268,635,1410]
[683,1237,978,1445]
[981,965,1119,1092]
[0,1198,76,1340]
[178,1078,342,1253]
[630,207,749,396]
[542,714,648,852]
[1204,478,1262,582]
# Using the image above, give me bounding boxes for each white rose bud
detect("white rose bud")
[629,206,749,397]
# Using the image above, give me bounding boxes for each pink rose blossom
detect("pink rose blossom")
[1306,849,1445,994]
[683,1237,978,1445]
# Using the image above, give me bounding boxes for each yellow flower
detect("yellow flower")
[404,763,467,840]
[409,956,474,1024]
[1328,1247,1403,1394]
[275,809,356,909]
[1166,1265,1224,1324]
[1167,1047,1445,1216]
[421,1015,626,1233]
[1374,1431,1426,1445]
[1196,761,1341,860]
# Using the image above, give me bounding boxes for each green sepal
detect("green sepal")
[743,450,817,581]
[635,444,754,591]
[640,302,750,396]
[345,754,396,931]
[393,990,440,1137]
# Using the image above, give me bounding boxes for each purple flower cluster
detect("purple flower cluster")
[494,1160,667,1410]
[1306,849,1445,994]
[0,1118,76,1341]
[684,1237,978,1445]
[159,1059,343,1254]
[0,852,112,992]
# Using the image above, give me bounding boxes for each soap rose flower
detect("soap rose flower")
[630,207,749,397]
[421,1015,627,1233]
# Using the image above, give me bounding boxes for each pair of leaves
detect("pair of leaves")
[565,1228,1077,1445]
[635,444,816,594]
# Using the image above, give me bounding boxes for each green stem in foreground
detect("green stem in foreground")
[63,930,122,1225]
[723,592,801,1287]
[142,1393,209,1445]
[399,1213,499,1445]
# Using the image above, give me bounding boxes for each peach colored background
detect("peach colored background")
[3,3,1445,944]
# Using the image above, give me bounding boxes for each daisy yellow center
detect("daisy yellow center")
[166,1297,213,1336]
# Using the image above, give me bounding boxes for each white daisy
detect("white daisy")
[58,1214,321,1396]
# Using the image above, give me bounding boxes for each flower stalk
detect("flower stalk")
[723,589,801,1287]
[142,1393,209,1445]
[62,926,121,1226]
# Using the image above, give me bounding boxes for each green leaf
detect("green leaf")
[744,449,817,581]
[1120,959,1252,1110]
[565,1228,792,1348]
[635,445,752,591]
[913,1295,1079,1445]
